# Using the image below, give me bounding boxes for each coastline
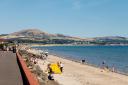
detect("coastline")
[40,55,128,85]
[48,55,128,85]
[33,45,128,75]
[21,45,128,85]
[38,54,128,85]
[30,43,128,47]
[49,53,128,76]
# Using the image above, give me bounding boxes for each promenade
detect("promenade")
[0,51,23,85]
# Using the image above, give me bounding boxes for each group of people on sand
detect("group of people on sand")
[26,48,49,65]
[47,62,64,80]
[27,48,48,61]
[81,59,115,72]
[101,61,115,72]
[30,55,38,64]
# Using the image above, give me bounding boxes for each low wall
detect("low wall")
[16,52,39,85]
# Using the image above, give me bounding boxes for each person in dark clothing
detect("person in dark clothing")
[12,46,16,53]
[48,73,54,80]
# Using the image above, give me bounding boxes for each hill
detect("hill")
[3,29,88,44]
[94,36,127,41]
[1,29,128,45]
[10,29,85,40]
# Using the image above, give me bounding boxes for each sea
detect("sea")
[34,46,128,75]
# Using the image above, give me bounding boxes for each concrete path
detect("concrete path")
[0,51,23,85]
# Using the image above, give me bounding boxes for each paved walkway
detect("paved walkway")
[0,51,23,85]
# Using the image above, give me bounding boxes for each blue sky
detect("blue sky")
[0,0,128,37]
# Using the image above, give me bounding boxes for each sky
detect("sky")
[0,0,128,38]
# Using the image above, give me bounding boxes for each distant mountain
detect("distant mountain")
[7,29,128,42]
[0,34,8,36]
[1,29,128,45]
[9,29,85,40]
[94,36,127,41]
[10,29,54,38]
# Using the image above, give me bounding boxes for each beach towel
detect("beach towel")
[50,63,62,74]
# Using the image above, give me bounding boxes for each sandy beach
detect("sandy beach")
[22,46,128,85]
[37,54,128,85]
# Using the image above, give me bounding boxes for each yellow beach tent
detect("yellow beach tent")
[50,63,61,74]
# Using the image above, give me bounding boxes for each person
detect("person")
[60,62,64,72]
[102,61,106,69]
[57,62,60,67]
[34,57,38,64]
[45,51,48,57]
[47,64,52,73]
[112,65,115,72]
[12,46,16,53]
[81,59,85,64]
[47,64,54,80]
[3,45,6,51]
[6,47,9,51]
[48,73,54,80]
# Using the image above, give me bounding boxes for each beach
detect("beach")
[22,45,128,85]
[38,54,128,85]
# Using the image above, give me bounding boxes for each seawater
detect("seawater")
[34,46,128,74]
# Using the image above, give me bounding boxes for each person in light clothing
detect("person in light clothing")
[60,62,64,72]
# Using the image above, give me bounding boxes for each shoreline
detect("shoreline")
[49,53,128,76]
[39,54,128,85]
[31,45,128,76]
[30,44,128,47]
[21,45,128,85]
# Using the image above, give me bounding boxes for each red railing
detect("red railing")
[16,52,39,85]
